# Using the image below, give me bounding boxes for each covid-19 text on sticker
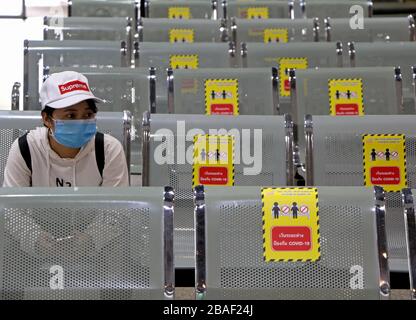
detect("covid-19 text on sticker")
[205,79,239,115]
[362,134,407,192]
[262,187,320,262]
[329,79,364,116]
[193,135,234,187]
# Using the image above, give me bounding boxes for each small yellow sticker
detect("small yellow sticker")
[329,79,364,116]
[193,135,234,187]
[170,55,199,69]
[262,187,320,262]
[247,7,269,19]
[169,29,194,43]
[279,57,308,97]
[205,79,239,115]
[264,28,288,43]
[168,7,190,19]
[362,134,407,192]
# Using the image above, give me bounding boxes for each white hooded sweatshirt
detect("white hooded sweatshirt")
[2,127,129,256]
[3,126,129,187]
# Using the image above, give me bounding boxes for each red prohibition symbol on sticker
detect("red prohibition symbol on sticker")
[300,205,309,214]
[281,205,290,214]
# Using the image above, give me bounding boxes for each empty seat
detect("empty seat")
[195,185,390,299]
[138,18,228,42]
[142,112,295,268]
[325,16,416,44]
[241,42,343,114]
[43,17,132,42]
[292,67,403,154]
[301,0,373,20]
[144,0,217,19]
[305,115,416,272]
[23,40,130,110]
[135,42,235,112]
[222,0,293,20]
[43,17,133,61]
[166,67,278,115]
[69,0,138,24]
[348,42,416,114]
[0,111,132,186]
[0,186,174,300]
[231,18,319,46]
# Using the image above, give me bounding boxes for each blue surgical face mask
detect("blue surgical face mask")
[51,118,97,149]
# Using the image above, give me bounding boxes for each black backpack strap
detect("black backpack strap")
[18,132,32,173]
[95,132,105,179]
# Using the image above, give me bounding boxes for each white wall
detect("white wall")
[0,1,67,110]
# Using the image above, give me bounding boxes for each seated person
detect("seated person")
[3,70,129,187]
[2,71,129,258]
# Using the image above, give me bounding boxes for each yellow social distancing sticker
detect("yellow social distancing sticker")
[262,187,320,262]
[205,79,239,115]
[169,29,194,43]
[279,57,308,97]
[264,28,288,43]
[362,134,407,192]
[193,135,234,187]
[170,55,199,69]
[329,79,364,116]
[246,7,269,19]
[168,7,190,19]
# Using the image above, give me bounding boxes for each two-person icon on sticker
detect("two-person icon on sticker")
[272,202,298,219]
[200,149,221,162]
[371,148,392,161]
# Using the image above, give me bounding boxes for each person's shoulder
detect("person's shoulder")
[26,127,48,143]
[102,133,124,154]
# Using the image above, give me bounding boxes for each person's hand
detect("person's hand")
[35,231,58,257]
[72,231,95,257]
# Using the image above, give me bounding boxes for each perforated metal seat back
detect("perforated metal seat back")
[70,0,136,19]
[44,17,130,42]
[311,115,416,271]
[233,18,318,44]
[138,42,232,113]
[244,43,340,68]
[327,17,413,43]
[296,67,399,148]
[0,111,128,187]
[243,42,341,115]
[225,1,290,19]
[147,0,214,19]
[171,68,276,115]
[140,18,226,42]
[352,42,416,114]
[24,40,126,110]
[304,0,371,20]
[146,114,288,268]
[138,42,231,69]
[202,186,382,300]
[0,187,166,300]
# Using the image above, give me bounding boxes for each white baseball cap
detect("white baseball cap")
[40,71,103,110]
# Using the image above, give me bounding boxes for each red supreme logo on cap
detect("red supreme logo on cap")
[59,80,90,95]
